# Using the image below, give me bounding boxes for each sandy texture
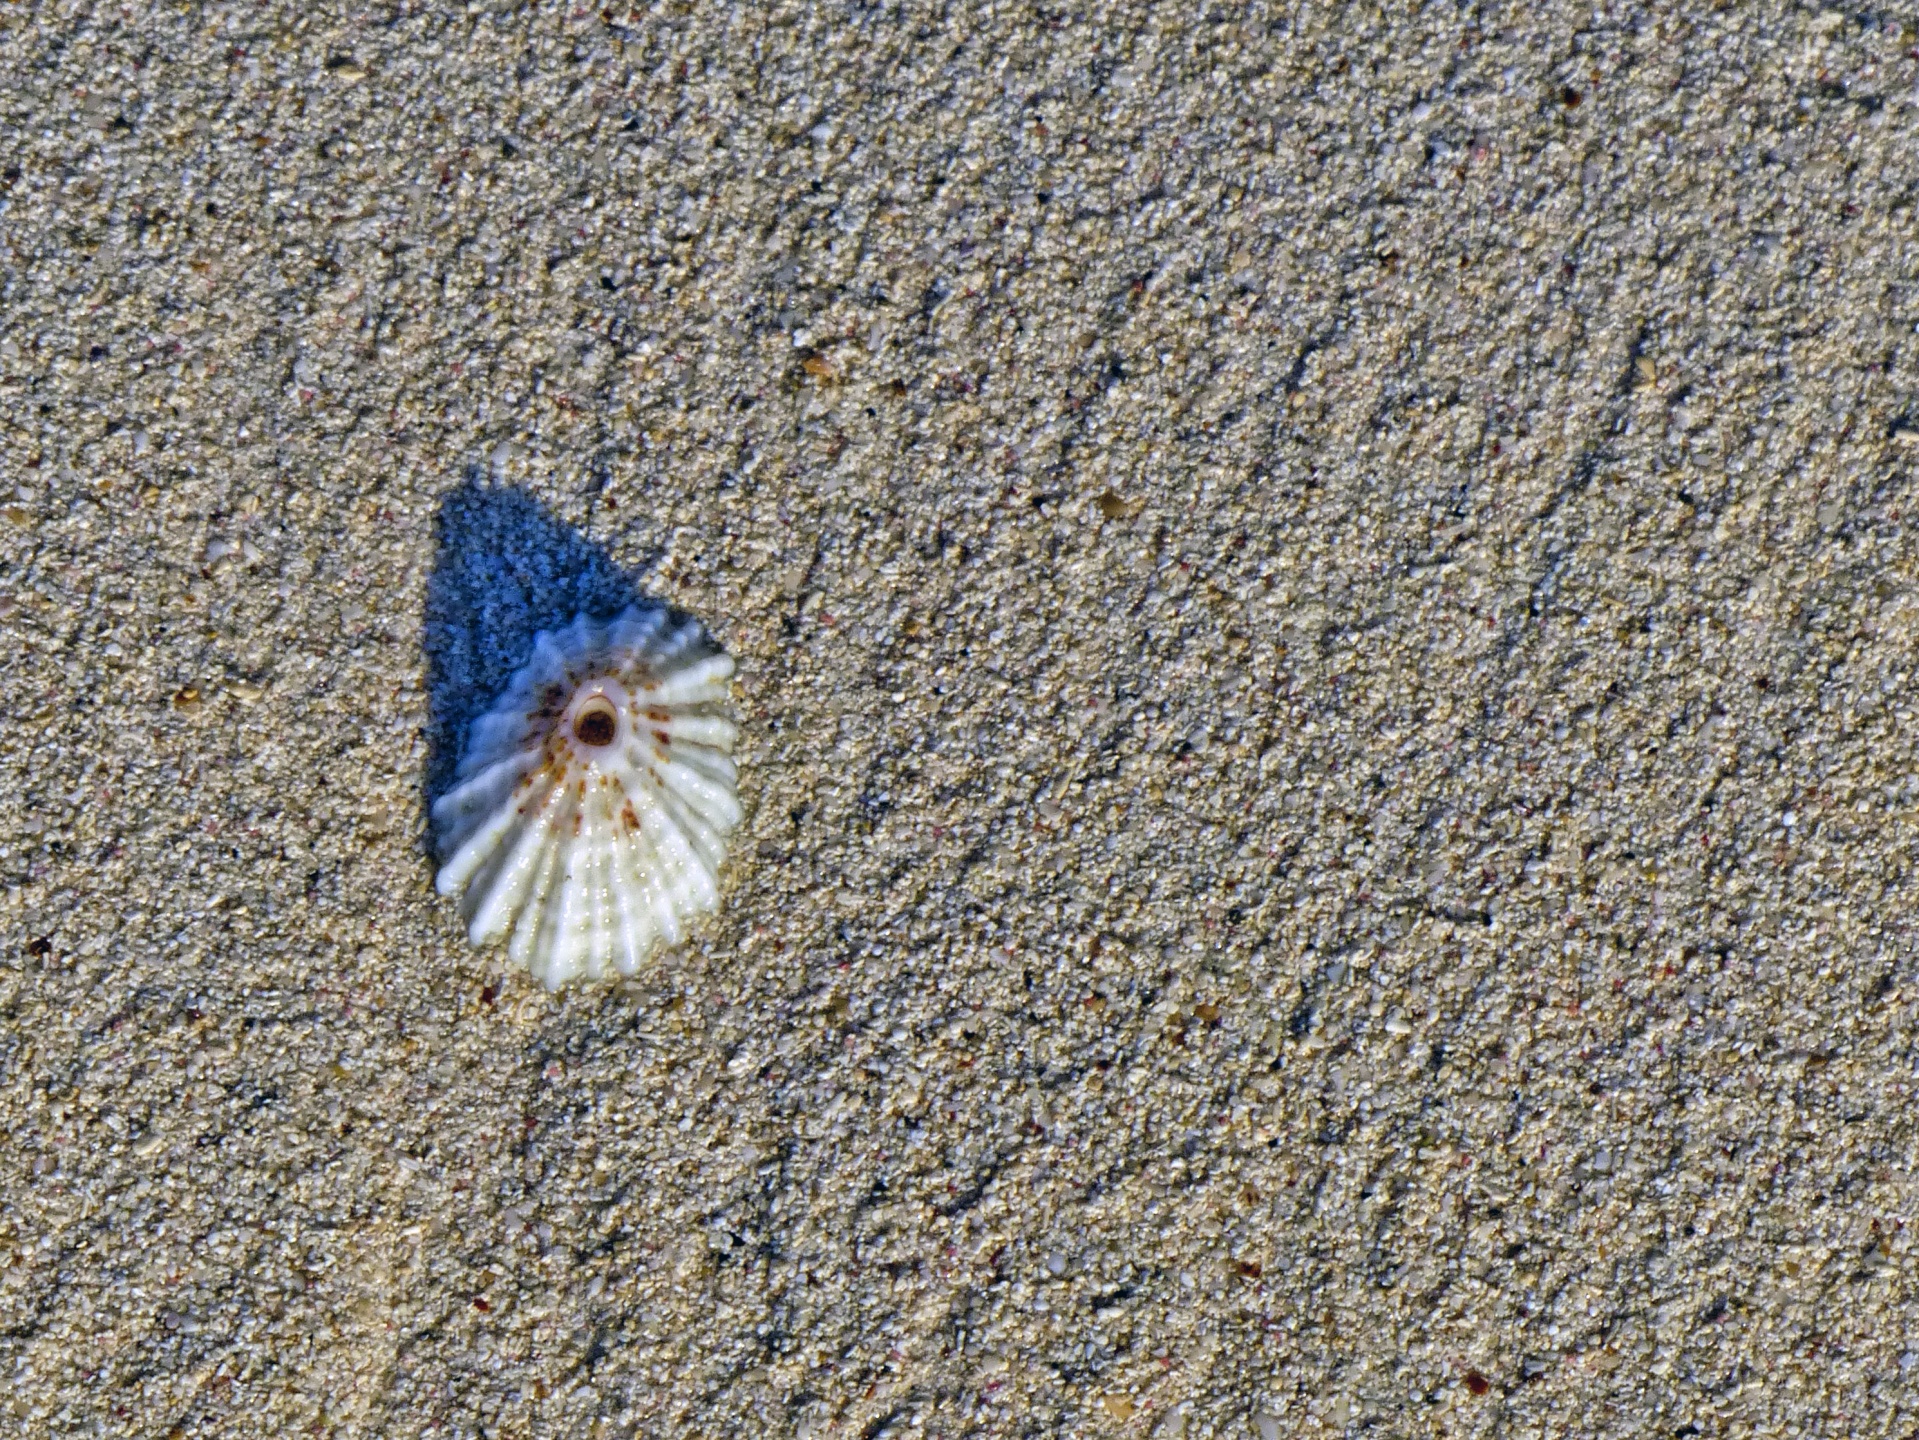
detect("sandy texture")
[4,2,1919,1436]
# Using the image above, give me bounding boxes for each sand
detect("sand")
[3,2,1917,1436]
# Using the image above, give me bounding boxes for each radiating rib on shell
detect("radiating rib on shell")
[431,606,741,989]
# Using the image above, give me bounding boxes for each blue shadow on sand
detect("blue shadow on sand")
[422,481,655,817]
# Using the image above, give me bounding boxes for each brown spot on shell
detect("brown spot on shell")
[653,729,672,749]
[621,801,640,831]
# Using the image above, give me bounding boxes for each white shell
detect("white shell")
[432,606,741,989]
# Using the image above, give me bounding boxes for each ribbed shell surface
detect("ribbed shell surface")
[431,607,741,989]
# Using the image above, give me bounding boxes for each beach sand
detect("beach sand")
[3,3,1917,1435]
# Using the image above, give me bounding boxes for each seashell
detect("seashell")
[432,605,741,989]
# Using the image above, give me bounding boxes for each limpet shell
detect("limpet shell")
[432,606,741,989]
